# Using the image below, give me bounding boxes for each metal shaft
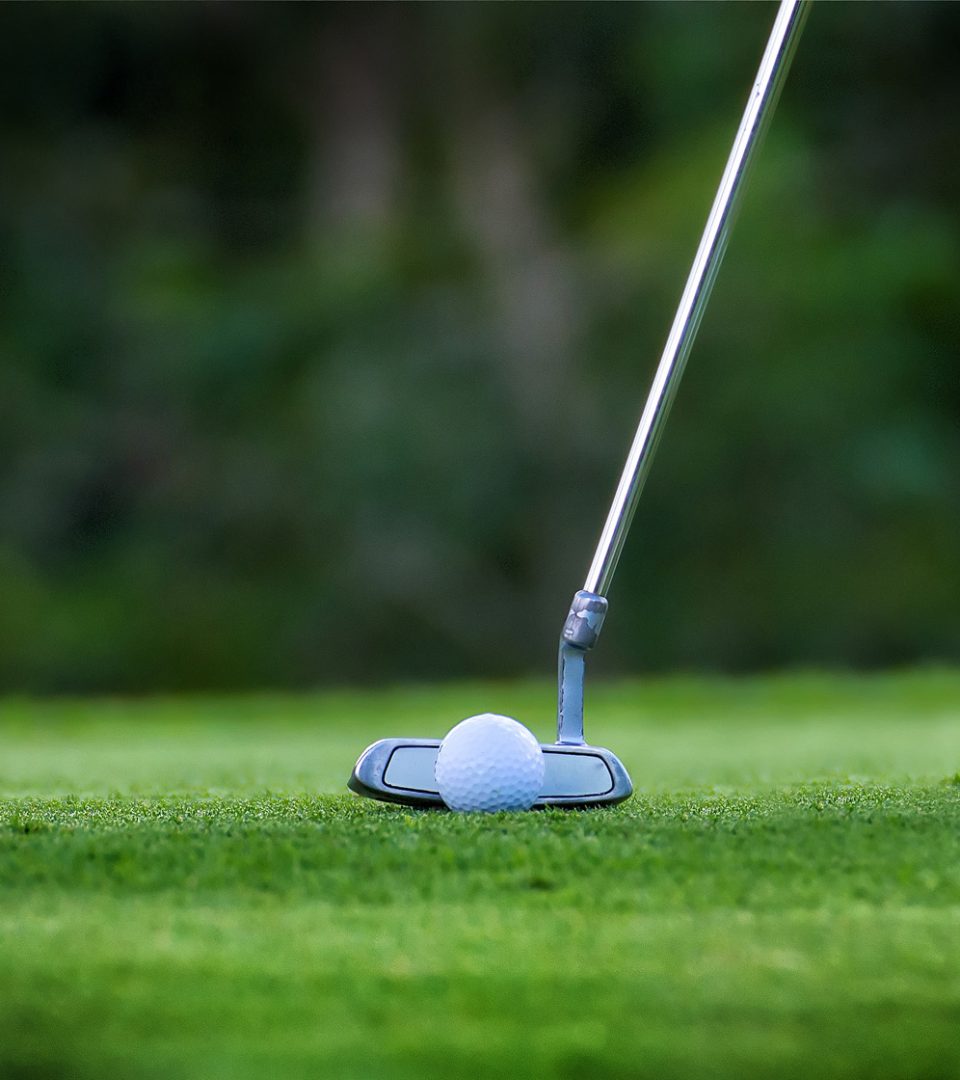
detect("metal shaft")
[583,0,809,598]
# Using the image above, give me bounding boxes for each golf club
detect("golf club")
[348,0,809,809]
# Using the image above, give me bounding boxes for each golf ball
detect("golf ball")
[435,713,545,812]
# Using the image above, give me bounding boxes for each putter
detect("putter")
[348,0,809,809]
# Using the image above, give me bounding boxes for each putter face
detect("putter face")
[348,738,632,809]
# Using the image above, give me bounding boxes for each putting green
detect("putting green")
[2,671,959,1078]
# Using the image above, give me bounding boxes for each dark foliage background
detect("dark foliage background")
[1,2,958,692]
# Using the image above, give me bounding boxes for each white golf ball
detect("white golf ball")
[435,713,545,813]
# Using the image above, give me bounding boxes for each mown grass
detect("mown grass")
[2,670,960,1079]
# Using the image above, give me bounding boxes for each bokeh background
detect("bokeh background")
[1,1,958,694]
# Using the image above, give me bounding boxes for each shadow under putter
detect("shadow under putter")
[348,0,810,809]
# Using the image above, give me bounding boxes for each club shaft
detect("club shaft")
[583,0,809,598]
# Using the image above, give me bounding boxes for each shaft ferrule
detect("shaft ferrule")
[560,590,608,651]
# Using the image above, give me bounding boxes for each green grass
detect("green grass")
[3,670,960,1079]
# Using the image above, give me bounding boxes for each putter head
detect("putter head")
[348,737,632,809]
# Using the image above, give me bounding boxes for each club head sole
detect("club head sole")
[348,738,632,809]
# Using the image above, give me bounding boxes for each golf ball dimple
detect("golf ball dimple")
[435,713,545,813]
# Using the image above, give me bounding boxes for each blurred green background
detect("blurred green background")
[1,2,958,693]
